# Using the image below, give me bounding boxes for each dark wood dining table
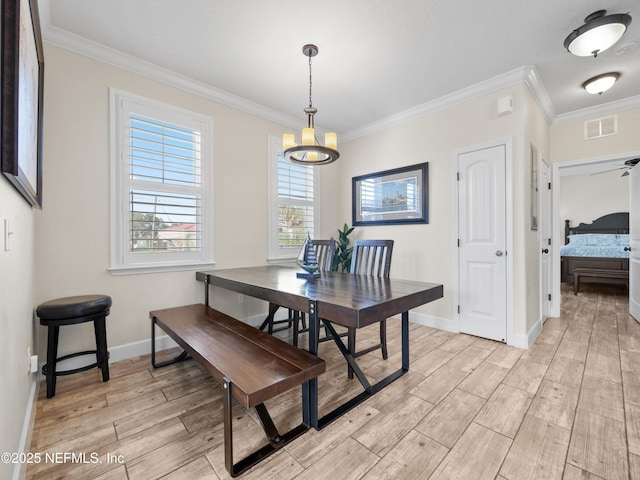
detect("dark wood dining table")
[196,265,444,430]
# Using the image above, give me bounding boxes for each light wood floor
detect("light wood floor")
[27,283,639,480]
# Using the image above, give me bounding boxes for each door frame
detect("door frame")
[452,138,514,346]
[539,154,552,324]
[551,150,640,318]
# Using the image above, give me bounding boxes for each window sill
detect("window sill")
[109,262,216,276]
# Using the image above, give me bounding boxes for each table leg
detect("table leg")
[314,311,410,430]
[402,311,409,370]
[305,300,319,429]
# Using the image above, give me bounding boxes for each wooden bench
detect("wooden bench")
[573,267,629,295]
[150,304,325,477]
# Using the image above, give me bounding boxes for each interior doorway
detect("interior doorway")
[552,153,638,317]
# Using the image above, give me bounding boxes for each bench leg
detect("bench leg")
[223,377,309,477]
[151,316,191,368]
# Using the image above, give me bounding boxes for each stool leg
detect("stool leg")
[94,316,110,382]
[45,325,60,398]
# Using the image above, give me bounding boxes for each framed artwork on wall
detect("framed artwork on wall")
[1,0,45,207]
[352,163,428,226]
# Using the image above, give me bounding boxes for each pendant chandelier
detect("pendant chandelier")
[564,10,632,57]
[282,44,339,165]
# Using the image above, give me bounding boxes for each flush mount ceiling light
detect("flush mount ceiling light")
[582,72,620,95]
[282,44,339,166]
[564,10,632,57]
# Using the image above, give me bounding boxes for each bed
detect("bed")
[561,212,630,285]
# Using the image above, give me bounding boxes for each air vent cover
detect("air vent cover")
[585,115,617,140]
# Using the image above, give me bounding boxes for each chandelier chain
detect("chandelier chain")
[308,53,313,108]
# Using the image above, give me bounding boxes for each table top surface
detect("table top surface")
[197,265,444,328]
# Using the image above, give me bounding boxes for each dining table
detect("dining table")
[196,265,444,430]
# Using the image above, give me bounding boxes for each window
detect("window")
[268,136,319,261]
[110,89,214,274]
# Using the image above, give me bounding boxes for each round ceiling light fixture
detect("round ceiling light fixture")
[582,72,620,95]
[564,10,632,57]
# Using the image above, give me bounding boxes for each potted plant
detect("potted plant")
[332,223,354,272]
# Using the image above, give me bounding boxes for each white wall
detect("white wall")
[0,168,37,479]
[35,44,340,360]
[560,170,630,227]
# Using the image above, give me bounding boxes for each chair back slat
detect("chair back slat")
[349,240,394,277]
[313,239,336,272]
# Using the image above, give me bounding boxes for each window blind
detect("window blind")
[277,156,314,249]
[128,114,202,254]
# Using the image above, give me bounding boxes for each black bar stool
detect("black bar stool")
[36,295,112,398]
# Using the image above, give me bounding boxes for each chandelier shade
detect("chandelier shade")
[582,72,620,95]
[282,44,339,165]
[564,10,632,57]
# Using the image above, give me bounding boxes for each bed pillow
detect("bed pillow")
[567,234,588,245]
[616,234,630,246]
[568,234,617,246]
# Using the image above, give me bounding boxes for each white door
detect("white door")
[630,163,640,321]
[457,145,507,341]
[539,156,552,321]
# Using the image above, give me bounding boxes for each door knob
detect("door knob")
[542,248,549,254]
[495,250,503,257]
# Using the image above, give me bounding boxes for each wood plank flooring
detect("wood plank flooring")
[27,283,639,479]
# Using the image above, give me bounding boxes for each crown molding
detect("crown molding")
[342,66,555,142]
[552,94,640,125]
[523,66,556,124]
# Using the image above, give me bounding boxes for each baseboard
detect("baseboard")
[511,320,542,349]
[13,374,39,480]
[407,311,457,333]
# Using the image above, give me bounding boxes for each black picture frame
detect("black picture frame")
[352,163,428,226]
[1,0,44,207]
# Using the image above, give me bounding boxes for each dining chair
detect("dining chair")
[264,240,336,345]
[345,239,394,379]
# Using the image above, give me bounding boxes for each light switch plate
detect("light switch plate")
[4,219,10,252]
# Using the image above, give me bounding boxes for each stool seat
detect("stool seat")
[37,294,111,398]
[37,295,112,324]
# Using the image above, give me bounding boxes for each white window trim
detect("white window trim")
[267,135,320,263]
[109,88,215,275]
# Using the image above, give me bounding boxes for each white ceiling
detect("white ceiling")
[39,0,639,138]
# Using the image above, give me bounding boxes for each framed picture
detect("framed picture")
[1,0,44,207]
[352,163,428,226]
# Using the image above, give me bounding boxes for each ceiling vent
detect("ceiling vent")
[584,115,617,140]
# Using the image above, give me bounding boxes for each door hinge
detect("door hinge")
[457,172,460,181]
[548,182,551,190]
[548,294,552,301]
[457,238,460,247]
[457,305,460,314]
[548,238,551,246]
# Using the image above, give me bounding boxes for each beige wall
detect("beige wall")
[338,83,549,341]
[35,44,340,359]
[522,88,551,336]
[38,43,552,361]
[551,108,640,164]
[0,166,36,479]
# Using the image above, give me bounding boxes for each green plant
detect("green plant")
[331,223,354,272]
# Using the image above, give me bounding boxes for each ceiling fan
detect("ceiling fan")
[591,158,640,177]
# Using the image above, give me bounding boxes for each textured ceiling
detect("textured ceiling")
[39,0,640,137]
